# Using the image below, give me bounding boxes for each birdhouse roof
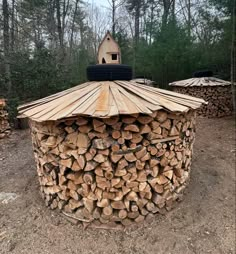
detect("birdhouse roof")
[98,31,120,52]
[169,77,231,87]
[18,81,206,122]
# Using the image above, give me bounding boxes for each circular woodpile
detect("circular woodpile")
[0,99,11,139]
[170,77,233,118]
[18,80,205,229]
[30,110,196,229]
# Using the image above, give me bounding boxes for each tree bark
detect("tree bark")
[48,0,57,49]
[10,0,15,51]
[62,0,70,40]
[3,0,12,95]
[56,0,64,50]
[172,0,175,21]
[112,0,116,35]
[149,1,155,45]
[70,0,79,53]
[161,0,172,30]
[134,1,141,45]
[187,0,191,39]
[231,0,236,112]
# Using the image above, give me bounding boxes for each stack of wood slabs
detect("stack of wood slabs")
[18,81,206,122]
[169,77,231,87]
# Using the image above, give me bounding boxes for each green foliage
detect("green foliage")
[115,30,133,66]
[209,0,234,15]
[0,46,84,118]
[147,22,192,88]
[133,0,232,88]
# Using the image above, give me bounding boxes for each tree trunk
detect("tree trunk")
[231,0,236,112]
[70,0,79,53]
[134,1,141,45]
[172,0,175,21]
[62,0,70,41]
[3,0,12,95]
[56,0,64,50]
[10,0,15,51]
[48,0,57,49]
[162,0,171,30]
[112,0,116,35]
[149,1,155,45]
[162,0,168,29]
[187,0,191,39]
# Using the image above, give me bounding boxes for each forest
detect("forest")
[0,0,234,118]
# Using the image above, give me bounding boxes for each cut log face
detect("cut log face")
[172,86,233,118]
[77,133,90,148]
[30,109,197,228]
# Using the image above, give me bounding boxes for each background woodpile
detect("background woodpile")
[172,86,233,118]
[0,99,11,139]
[30,110,196,229]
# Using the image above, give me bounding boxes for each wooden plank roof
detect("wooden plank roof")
[169,77,231,87]
[18,80,207,122]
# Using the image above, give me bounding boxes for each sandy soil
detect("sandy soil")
[0,117,235,254]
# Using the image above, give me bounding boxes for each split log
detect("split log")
[84,161,98,171]
[76,116,88,126]
[92,138,113,149]
[140,124,151,134]
[103,116,119,125]
[77,133,90,148]
[112,130,121,139]
[118,209,128,219]
[93,154,106,163]
[83,172,95,185]
[124,124,139,132]
[111,200,126,209]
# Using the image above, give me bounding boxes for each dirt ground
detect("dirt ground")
[0,117,235,254]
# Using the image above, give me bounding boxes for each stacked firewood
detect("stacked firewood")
[172,86,233,118]
[30,110,196,229]
[0,99,11,139]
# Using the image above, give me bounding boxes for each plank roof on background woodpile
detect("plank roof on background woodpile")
[169,77,231,87]
[131,78,155,87]
[18,80,206,122]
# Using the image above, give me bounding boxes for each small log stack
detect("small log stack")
[29,110,196,228]
[170,77,233,118]
[0,99,11,139]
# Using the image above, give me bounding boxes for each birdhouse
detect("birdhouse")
[97,31,121,64]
